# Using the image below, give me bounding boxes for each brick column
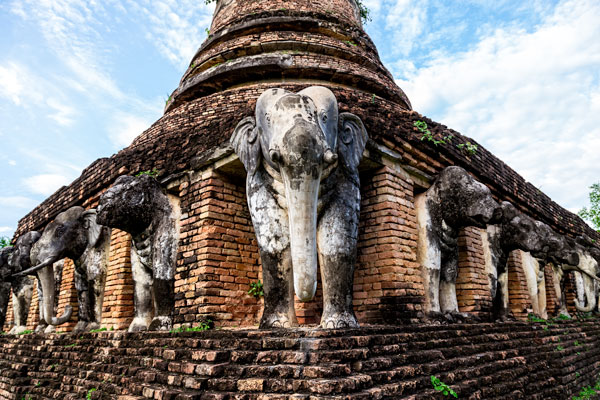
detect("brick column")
[56,259,78,333]
[355,166,423,324]
[456,227,492,318]
[507,251,533,321]
[174,170,261,328]
[101,229,134,330]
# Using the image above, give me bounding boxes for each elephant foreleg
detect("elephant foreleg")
[9,276,33,334]
[439,228,460,315]
[84,260,107,332]
[35,276,48,332]
[129,249,153,332]
[72,268,91,334]
[248,170,296,329]
[149,278,174,331]
[317,187,359,329]
[0,282,11,331]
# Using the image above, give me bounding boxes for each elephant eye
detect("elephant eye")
[320,111,328,123]
[265,113,271,126]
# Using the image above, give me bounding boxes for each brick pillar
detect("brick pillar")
[355,166,422,324]
[101,229,134,330]
[456,227,492,318]
[544,263,558,317]
[565,272,577,315]
[174,170,261,328]
[56,259,78,333]
[507,251,532,321]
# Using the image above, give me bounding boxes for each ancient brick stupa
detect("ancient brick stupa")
[2,1,600,398]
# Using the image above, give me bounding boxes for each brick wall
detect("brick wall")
[508,251,533,321]
[101,229,134,330]
[456,227,492,318]
[174,169,262,328]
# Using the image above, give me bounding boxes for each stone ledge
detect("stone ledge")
[1,321,599,399]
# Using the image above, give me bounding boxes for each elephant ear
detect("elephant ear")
[231,116,260,176]
[82,209,103,248]
[338,112,368,173]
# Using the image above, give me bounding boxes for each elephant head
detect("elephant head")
[9,231,41,275]
[0,247,13,282]
[496,202,544,253]
[533,221,580,267]
[231,86,367,303]
[428,166,501,231]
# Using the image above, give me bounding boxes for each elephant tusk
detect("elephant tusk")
[13,258,55,277]
[324,149,338,164]
[562,265,600,282]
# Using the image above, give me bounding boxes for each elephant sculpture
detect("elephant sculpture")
[564,237,600,314]
[9,231,64,333]
[532,222,581,317]
[231,86,367,329]
[17,207,110,333]
[97,174,179,332]
[416,166,501,321]
[486,202,546,320]
[0,247,15,331]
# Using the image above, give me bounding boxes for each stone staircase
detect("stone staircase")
[1,321,600,399]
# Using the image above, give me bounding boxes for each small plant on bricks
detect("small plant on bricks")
[248,280,264,298]
[431,375,458,398]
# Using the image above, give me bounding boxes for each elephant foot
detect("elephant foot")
[44,325,56,334]
[34,324,48,333]
[446,311,476,323]
[128,317,151,332]
[320,311,359,330]
[71,321,89,334]
[86,322,101,332]
[10,326,28,335]
[259,313,297,329]
[149,316,172,331]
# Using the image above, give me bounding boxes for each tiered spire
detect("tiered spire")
[165,0,411,113]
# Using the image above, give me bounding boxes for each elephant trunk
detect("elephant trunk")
[35,257,73,326]
[283,172,320,302]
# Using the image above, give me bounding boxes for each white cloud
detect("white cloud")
[0,226,14,235]
[109,113,153,148]
[129,0,215,68]
[378,0,428,57]
[0,63,25,105]
[23,174,73,196]
[397,0,600,210]
[8,160,16,166]
[0,196,38,209]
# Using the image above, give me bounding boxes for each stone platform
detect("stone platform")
[1,321,599,399]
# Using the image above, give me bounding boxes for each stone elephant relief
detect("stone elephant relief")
[0,247,19,332]
[564,237,600,314]
[532,222,582,317]
[416,166,501,321]
[485,201,546,320]
[9,231,65,333]
[231,86,367,329]
[97,175,180,332]
[17,207,110,334]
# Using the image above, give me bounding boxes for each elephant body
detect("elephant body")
[416,166,500,320]
[19,207,110,333]
[486,202,545,320]
[97,175,178,332]
[231,86,367,329]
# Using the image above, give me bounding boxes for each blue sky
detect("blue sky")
[0,0,598,239]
